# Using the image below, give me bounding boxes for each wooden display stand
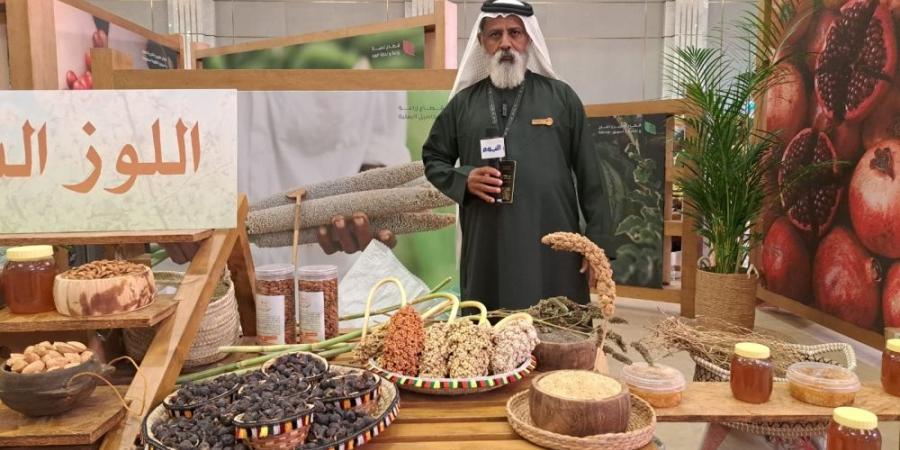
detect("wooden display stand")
[0,196,257,448]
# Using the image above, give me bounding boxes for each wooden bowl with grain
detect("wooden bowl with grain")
[529,370,631,437]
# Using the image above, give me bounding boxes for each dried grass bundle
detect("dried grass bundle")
[638,316,805,376]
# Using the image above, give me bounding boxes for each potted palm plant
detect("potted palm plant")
[668,3,806,329]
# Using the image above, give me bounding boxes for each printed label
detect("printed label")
[480,137,505,159]
[300,291,326,343]
[255,294,285,345]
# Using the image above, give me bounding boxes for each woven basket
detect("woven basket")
[161,372,240,418]
[368,354,536,396]
[321,365,382,412]
[694,268,758,330]
[691,342,856,438]
[124,271,241,368]
[302,380,400,450]
[507,390,656,450]
[262,351,330,384]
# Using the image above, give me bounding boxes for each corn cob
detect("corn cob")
[247,187,453,235]
[249,212,456,247]
[250,161,425,211]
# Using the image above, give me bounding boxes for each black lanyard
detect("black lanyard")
[488,83,525,139]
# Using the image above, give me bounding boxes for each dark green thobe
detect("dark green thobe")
[422,71,614,310]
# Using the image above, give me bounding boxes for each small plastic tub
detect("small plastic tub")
[621,362,687,408]
[787,362,860,407]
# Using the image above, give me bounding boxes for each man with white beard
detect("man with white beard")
[422,0,614,310]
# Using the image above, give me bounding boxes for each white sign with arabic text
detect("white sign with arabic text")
[0,90,237,233]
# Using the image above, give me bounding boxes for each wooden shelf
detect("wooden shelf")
[0,386,125,447]
[0,294,177,332]
[0,229,213,246]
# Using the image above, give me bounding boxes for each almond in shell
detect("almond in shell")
[80,351,94,362]
[67,341,88,352]
[10,359,28,372]
[54,342,78,354]
[65,353,82,365]
[24,352,41,364]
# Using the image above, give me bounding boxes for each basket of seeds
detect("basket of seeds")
[162,372,241,418]
[262,351,329,384]
[316,366,382,413]
[233,395,316,449]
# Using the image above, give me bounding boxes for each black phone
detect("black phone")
[496,160,516,204]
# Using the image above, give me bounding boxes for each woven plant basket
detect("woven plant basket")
[124,271,241,368]
[694,268,758,330]
[368,354,536,396]
[302,380,401,450]
[322,365,382,413]
[691,342,856,438]
[507,390,656,450]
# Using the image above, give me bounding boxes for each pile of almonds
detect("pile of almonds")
[5,341,94,374]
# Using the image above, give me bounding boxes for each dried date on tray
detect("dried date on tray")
[151,404,247,450]
[170,373,240,407]
[237,394,311,424]
[301,400,377,449]
[270,353,327,379]
[313,372,379,399]
[241,374,311,400]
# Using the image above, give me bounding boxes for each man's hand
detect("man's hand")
[467,166,502,203]
[580,257,597,288]
[317,212,396,254]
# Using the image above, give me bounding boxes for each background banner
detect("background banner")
[203,28,426,70]
[0,90,237,233]
[588,114,668,288]
[759,0,900,336]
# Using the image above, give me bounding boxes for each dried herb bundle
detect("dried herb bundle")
[638,316,805,377]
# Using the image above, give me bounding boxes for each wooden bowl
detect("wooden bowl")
[529,370,631,437]
[53,265,156,317]
[0,356,110,417]
[533,330,596,371]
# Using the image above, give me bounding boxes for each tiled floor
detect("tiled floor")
[609,297,899,450]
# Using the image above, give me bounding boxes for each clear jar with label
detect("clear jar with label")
[2,245,57,314]
[254,264,296,345]
[883,339,900,397]
[730,342,773,404]
[826,407,881,450]
[297,265,339,343]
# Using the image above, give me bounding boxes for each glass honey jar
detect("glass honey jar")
[883,339,900,397]
[1,245,57,314]
[730,342,773,404]
[826,407,881,450]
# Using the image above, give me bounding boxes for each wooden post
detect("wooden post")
[6,0,58,89]
[228,198,257,337]
[100,197,249,449]
[90,48,133,89]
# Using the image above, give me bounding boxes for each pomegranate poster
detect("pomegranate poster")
[588,114,668,288]
[760,0,900,336]
[54,0,178,90]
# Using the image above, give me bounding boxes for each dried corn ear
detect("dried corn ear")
[250,212,456,247]
[541,232,617,317]
[250,162,425,211]
[247,187,454,235]
[378,306,425,376]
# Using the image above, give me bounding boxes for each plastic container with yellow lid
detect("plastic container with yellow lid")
[2,245,57,314]
[787,362,860,407]
[621,362,686,408]
[883,338,900,396]
[730,342,773,404]
[826,407,881,449]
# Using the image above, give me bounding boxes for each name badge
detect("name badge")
[480,137,506,159]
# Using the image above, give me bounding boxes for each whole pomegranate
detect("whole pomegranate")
[763,63,808,144]
[862,86,900,148]
[849,140,900,257]
[779,128,843,236]
[813,226,882,329]
[814,0,896,123]
[762,217,812,301]
[776,0,816,45]
[884,262,900,328]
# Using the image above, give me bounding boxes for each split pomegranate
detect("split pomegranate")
[762,217,812,301]
[779,128,843,236]
[849,140,900,257]
[862,86,900,148]
[810,95,863,162]
[813,226,882,329]
[884,262,900,328]
[763,63,808,144]
[806,10,838,72]
[814,0,896,123]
